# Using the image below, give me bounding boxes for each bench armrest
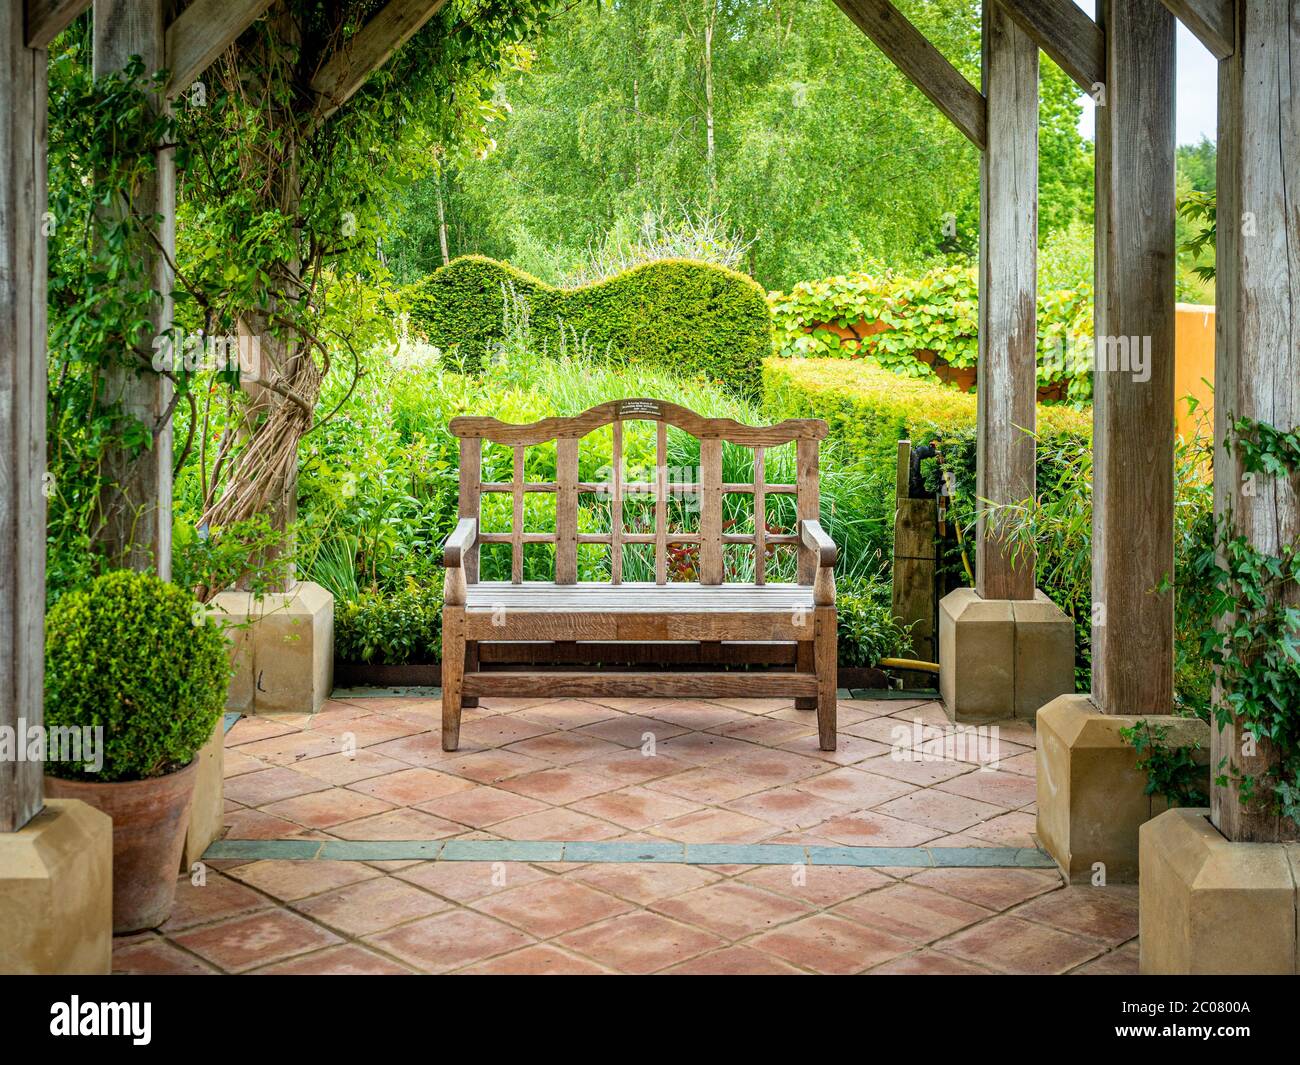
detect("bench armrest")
[800,519,837,568]
[443,518,478,568]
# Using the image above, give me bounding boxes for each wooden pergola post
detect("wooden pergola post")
[1210,0,1299,843]
[92,0,174,579]
[976,0,1038,602]
[0,0,49,834]
[1091,0,1177,716]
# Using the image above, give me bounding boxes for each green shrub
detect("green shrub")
[762,356,1092,481]
[335,581,444,665]
[44,570,230,782]
[836,576,914,668]
[768,265,1094,402]
[408,255,773,396]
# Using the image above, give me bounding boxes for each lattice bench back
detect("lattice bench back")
[448,398,829,587]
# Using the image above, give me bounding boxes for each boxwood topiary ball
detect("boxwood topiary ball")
[44,570,231,782]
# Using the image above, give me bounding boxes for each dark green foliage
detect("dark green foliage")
[836,576,914,668]
[1120,720,1208,808]
[410,255,773,396]
[335,582,444,665]
[43,571,230,782]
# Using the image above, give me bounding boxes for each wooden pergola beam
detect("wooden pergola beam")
[976,1,1038,601]
[24,0,89,48]
[1159,0,1234,61]
[164,0,275,98]
[832,0,987,150]
[1091,0,1177,716]
[310,0,449,124]
[2,0,49,832]
[996,0,1104,93]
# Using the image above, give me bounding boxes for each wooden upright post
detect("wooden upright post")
[1091,0,1176,716]
[976,0,1037,602]
[1210,0,1300,843]
[0,0,48,832]
[92,0,174,578]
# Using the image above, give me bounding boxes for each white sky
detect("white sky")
[1071,0,1218,146]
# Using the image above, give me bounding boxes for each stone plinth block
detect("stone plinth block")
[0,800,112,974]
[1140,807,1299,974]
[1037,695,1210,883]
[210,582,334,715]
[182,718,225,870]
[939,588,1074,721]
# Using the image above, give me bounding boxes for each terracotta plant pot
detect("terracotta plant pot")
[45,760,198,933]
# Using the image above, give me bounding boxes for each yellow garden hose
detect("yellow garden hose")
[879,657,941,674]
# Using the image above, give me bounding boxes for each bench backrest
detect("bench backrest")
[449,398,827,587]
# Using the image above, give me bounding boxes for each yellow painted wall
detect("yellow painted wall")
[1175,303,1215,442]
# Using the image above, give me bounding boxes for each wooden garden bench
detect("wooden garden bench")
[440,399,837,751]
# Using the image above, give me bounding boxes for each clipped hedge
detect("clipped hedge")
[410,255,773,396]
[762,357,1091,481]
[768,265,1095,403]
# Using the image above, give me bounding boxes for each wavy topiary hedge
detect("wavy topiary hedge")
[408,255,772,396]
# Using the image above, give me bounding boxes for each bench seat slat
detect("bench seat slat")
[462,671,819,699]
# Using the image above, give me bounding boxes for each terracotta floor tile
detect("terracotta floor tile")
[812,811,944,847]
[113,937,218,975]
[476,695,553,712]
[641,701,752,731]
[293,876,451,936]
[663,945,808,975]
[650,807,781,844]
[347,767,475,806]
[222,749,266,778]
[873,789,1007,833]
[458,716,551,749]
[396,860,550,903]
[223,766,330,807]
[572,749,694,786]
[365,732,457,769]
[503,731,625,765]
[749,913,914,974]
[833,883,993,943]
[888,701,950,727]
[964,810,1038,847]
[261,788,394,829]
[512,700,620,730]
[227,859,380,901]
[329,807,465,841]
[849,751,976,786]
[498,766,617,804]
[1012,885,1139,946]
[938,914,1105,975]
[292,749,411,786]
[908,868,1062,911]
[160,872,273,932]
[171,910,343,973]
[864,950,993,975]
[793,766,916,808]
[645,765,765,803]
[235,731,343,766]
[556,911,726,974]
[472,877,633,938]
[248,944,412,975]
[575,715,689,747]
[999,751,1039,777]
[715,717,818,746]
[709,697,796,715]
[491,806,623,842]
[456,944,614,975]
[937,768,1038,809]
[778,733,893,765]
[653,881,813,939]
[717,748,827,786]
[221,808,314,840]
[365,910,535,973]
[224,716,298,746]
[569,785,703,830]
[656,731,760,765]
[1070,940,1140,975]
[736,864,896,906]
[565,862,722,905]
[420,784,550,828]
[435,748,553,784]
[723,786,855,829]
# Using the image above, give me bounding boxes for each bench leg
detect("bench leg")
[462,640,479,709]
[442,608,466,751]
[815,607,837,751]
[795,640,816,710]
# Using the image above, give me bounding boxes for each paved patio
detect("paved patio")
[112,692,1139,975]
